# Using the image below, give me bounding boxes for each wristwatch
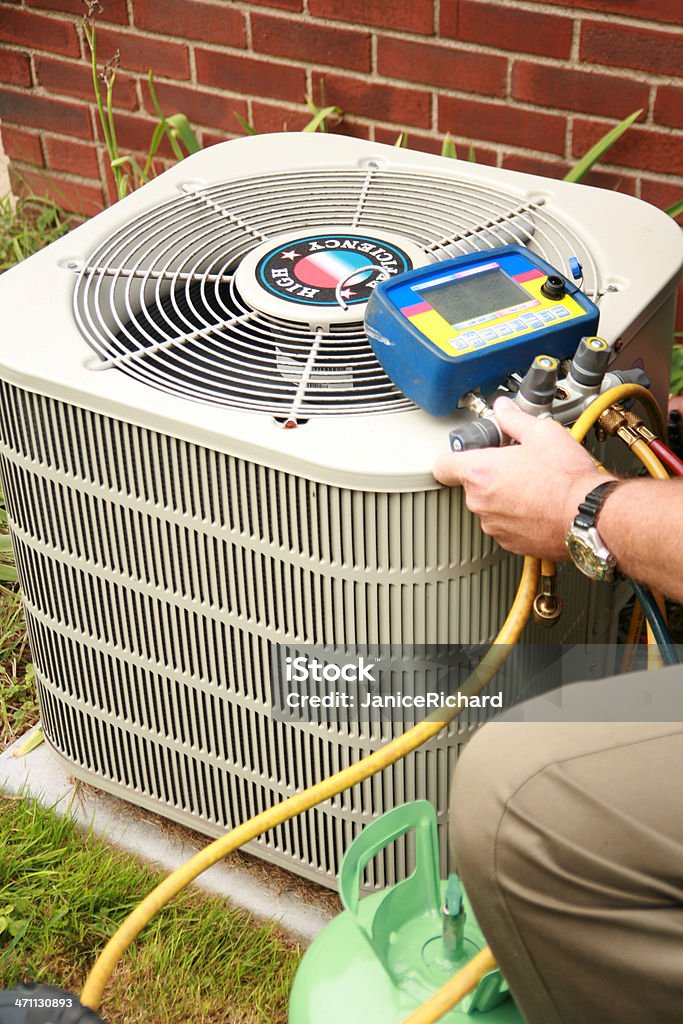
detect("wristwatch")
[565,481,620,581]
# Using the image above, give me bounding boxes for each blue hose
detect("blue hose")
[630,579,679,667]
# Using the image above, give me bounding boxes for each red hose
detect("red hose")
[648,437,683,477]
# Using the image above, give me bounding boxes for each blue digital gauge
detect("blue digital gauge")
[365,245,600,415]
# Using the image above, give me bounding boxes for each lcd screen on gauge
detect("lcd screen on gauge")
[420,267,528,326]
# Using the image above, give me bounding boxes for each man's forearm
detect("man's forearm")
[433,398,683,603]
[597,477,683,603]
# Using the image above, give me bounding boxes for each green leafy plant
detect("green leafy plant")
[83,1,200,200]
[84,0,339,201]
[564,109,643,183]
[0,899,32,943]
[235,95,342,137]
[0,193,73,273]
[145,74,201,168]
[0,664,36,737]
[0,470,36,749]
[393,132,474,160]
[302,94,342,133]
[0,537,16,584]
[0,487,16,584]
[442,134,476,162]
[441,133,457,159]
[670,343,683,397]
[0,581,36,750]
[233,112,258,137]
[396,112,643,179]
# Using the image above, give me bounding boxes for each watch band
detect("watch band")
[572,481,620,531]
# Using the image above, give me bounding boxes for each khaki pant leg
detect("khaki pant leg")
[450,682,683,1024]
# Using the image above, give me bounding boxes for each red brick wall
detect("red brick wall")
[0,0,681,222]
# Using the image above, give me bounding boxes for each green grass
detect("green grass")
[0,796,301,1022]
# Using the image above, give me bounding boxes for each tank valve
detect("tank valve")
[442,874,467,963]
[533,573,564,627]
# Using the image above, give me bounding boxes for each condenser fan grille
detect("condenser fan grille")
[74,167,600,418]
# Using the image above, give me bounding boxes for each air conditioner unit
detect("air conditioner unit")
[0,135,680,889]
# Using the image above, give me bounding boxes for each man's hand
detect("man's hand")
[433,396,611,560]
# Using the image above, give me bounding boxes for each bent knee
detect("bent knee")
[450,722,560,882]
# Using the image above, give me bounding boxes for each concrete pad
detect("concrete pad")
[0,729,334,945]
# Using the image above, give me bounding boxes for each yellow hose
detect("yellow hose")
[627,437,669,668]
[80,381,667,1017]
[400,948,498,1024]
[630,437,669,481]
[80,557,540,1009]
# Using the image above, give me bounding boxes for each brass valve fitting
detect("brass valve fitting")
[597,402,644,448]
[597,404,628,435]
[533,575,564,628]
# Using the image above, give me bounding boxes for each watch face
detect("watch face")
[566,532,615,582]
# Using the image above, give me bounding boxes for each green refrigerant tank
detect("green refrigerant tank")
[289,802,523,1024]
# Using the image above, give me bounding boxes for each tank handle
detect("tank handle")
[339,800,442,946]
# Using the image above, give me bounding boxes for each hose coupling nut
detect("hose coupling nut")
[597,404,628,436]
[459,391,493,418]
[533,576,564,628]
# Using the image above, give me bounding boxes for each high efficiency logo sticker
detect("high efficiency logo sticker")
[256,233,413,307]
